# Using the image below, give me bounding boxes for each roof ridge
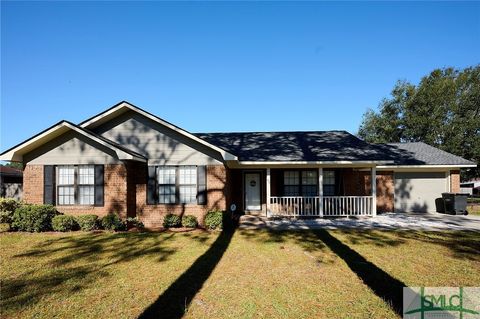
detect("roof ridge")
[195,130,350,135]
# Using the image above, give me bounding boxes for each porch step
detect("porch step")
[239,214,268,229]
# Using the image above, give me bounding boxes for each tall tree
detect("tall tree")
[358,65,480,180]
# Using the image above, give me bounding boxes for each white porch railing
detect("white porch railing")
[269,196,373,217]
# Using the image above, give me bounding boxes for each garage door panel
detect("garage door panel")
[394,172,447,213]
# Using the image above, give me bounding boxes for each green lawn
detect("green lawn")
[1,229,479,319]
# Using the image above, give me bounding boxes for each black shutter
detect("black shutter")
[197,166,207,205]
[43,165,55,205]
[94,165,104,206]
[147,166,157,205]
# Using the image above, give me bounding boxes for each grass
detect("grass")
[1,229,479,319]
[467,204,480,216]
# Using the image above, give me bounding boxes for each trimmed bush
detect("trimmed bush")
[163,214,181,228]
[0,211,13,224]
[181,215,198,228]
[101,213,126,231]
[205,210,223,230]
[75,214,99,231]
[126,217,145,230]
[11,204,58,232]
[0,198,22,227]
[52,215,78,232]
[0,198,22,214]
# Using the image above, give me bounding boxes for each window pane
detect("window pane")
[58,166,74,185]
[284,171,299,185]
[158,167,176,184]
[323,171,335,185]
[324,185,335,196]
[79,166,94,185]
[179,166,197,185]
[58,186,74,205]
[302,171,317,185]
[302,185,317,196]
[159,185,176,204]
[179,185,196,204]
[284,185,300,196]
[79,186,94,205]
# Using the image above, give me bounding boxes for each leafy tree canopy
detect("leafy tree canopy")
[358,65,480,180]
[0,162,23,170]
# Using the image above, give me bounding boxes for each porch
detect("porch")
[230,167,384,218]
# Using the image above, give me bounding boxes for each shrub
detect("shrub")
[163,214,181,228]
[101,213,126,231]
[75,214,99,231]
[0,198,22,214]
[204,210,223,230]
[126,216,145,230]
[12,204,58,232]
[52,215,78,232]
[0,211,14,224]
[0,198,22,226]
[181,215,198,228]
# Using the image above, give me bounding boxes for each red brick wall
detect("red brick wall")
[23,164,128,218]
[450,170,460,193]
[23,165,44,204]
[342,169,394,213]
[376,172,394,213]
[136,165,227,228]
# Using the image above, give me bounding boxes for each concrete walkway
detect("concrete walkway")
[239,213,480,231]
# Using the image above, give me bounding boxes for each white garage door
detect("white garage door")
[394,172,448,213]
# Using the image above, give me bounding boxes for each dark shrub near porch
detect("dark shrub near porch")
[205,210,223,230]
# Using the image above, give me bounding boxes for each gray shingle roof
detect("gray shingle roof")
[381,142,476,166]
[195,131,476,166]
[195,131,389,162]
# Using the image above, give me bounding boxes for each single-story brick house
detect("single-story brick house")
[0,101,476,228]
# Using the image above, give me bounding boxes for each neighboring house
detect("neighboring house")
[460,179,480,196]
[0,101,476,228]
[0,166,23,200]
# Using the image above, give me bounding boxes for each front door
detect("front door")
[245,173,261,211]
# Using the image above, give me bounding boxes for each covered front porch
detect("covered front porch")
[229,166,384,218]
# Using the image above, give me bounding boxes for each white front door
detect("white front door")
[245,173,261,211]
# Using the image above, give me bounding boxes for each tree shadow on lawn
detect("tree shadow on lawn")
[2,231,205,313]
[239,228,407,316]
[137,228,236,319]
[239,228,480,317]
[313,229,405,316]
[336,229,480,262]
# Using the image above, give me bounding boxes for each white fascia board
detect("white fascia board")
[0,122,146,163]
[0,122,68,162]
[227,160,392,169]
[80,102,238,161]
[376,164,477,169]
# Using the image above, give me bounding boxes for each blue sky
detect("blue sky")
[1,1,479,151]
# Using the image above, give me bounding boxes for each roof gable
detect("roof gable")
[0,121,146,162]
[80,101,237,161]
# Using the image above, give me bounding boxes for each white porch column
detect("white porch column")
[266,168,271,217]
[318,167,323,217]
[371,166,377,216]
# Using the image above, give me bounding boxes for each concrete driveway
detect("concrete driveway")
[239,213,480,231]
